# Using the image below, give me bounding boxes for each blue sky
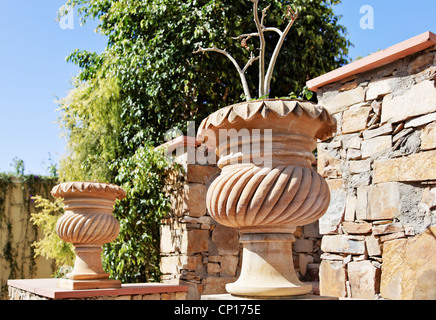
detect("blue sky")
[0,0,107,175]
[0,0,435,175]
[335,0,436,59]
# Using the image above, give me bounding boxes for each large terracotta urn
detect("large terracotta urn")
[197,99,336,297]
[52,181,126,290]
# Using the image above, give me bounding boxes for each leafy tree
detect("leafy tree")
[103,145,180,282]
[57,76,122,183]
[30,196,74,268]
[51,0,351,282]
[61,0,351,149]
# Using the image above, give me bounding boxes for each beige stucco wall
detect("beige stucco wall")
[0,179,56,299]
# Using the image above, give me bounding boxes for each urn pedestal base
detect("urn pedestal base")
[66,245,110,280]
[57,278,121,290]
[226,232,312,298]
[56,245,121,290]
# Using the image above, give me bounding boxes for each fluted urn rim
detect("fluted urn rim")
[51,181,126,200]
[197,98,336,142]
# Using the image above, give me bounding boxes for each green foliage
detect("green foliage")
[103,145,181,283]
[56,76,122,183]
[51,0,351,283]
[30,196,75,268]
[61,0,351,149]
[10,157,25,176]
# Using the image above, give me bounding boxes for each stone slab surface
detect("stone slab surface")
[201,293,338,300]
[57,278,121,290]
[8,278,188,300]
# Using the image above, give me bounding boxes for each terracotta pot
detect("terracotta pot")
[52,181,126,289]
[197,99,336,297]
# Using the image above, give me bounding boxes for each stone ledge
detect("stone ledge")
[201,292,337,300]
[307,31,436,91]
[7,279,188,300]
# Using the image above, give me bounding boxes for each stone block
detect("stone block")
[317,148,343,179]
[347,149,362,160]
[185,255,204,271]
[379,231,406,242]
[381,80,436,124]
[421,122,436,150]
[186,164,221,184]
[319,260,347,298]
[211,224,239,255]
[160,256,181,275]
[380,226,436,300]
[373,150,436,183]
[366,78,395,100]
[321,235,366,255]
[185,229,209,254]
[361,136,392,159]
[202,277,237,296]
[207,263,220,274]
[294,239,314,253]
[319,86,366,115]
[220,255,239,277]
[365,235,382,256]
[342,221,372,234]
[355,187,368,220]
[303,221,321,238]
[372,223,404,236]
[367,182,401,220]
[298,254,314,277]
[183,183,208,217]
[348,159,371,174]
[344,134,362,150]
[405,111,436,128]
[408,51,435,74]
[347,261,380,299]
[344,195,356,221]
[319,180,346,235]
[160,225,176,254]
[342,107,372,134]
[362,123,393,140]
[422,186,436,210]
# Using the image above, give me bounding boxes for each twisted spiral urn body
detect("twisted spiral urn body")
[207,163,330,233]
[197,99,336,297]
[52,182,126,288]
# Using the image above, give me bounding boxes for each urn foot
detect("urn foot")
[226,233,312,297]
[66,245,110,280]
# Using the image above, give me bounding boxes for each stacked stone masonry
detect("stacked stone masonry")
[316,44,436,300]
[160,155,322,299]
[8,285,186,300]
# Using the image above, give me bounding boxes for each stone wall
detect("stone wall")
[8,279,188,300]
[160,160,240,300]
[8,285,187,300]
[159,144,323,299]
[315,44,436,299]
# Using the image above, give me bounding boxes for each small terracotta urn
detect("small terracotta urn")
[197,99,336,297]
[52,181,126,290]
